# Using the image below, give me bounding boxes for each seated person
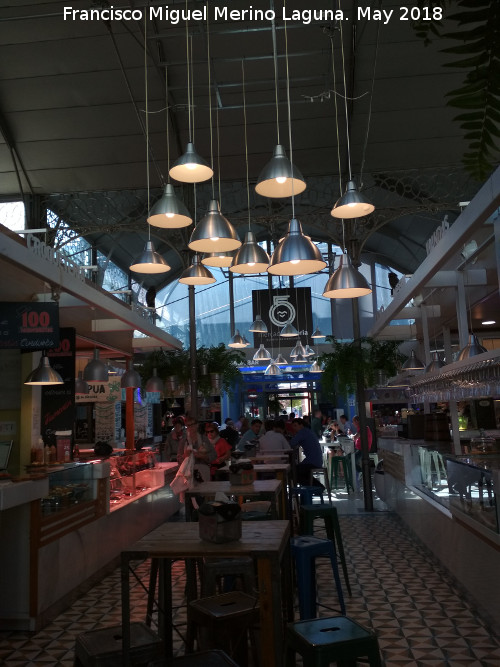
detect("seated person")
[179,418,217,482]
[236,418,263,452]
[259,419,291,452]
[205,422,232,478]
[219,418,239,448]
[290,418,324,488]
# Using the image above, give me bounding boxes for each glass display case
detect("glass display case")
[411,444,500,533]
[40,462,100,516]
[108,450,164,510]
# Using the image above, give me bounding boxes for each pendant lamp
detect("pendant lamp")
[130,240,170,274]
[280,322,299,337]
[249,315,268,333]
[274,353,288,365]
[241,334,251,347]
[189,200,241,253]
[121,361,141,389]
[268,218,326,276]
[294,352,307,363]
[169,142,213,183]
[424,352,445,374]
[83,349,109,383]
[457,334,487,361]
[230,231,270,274]
[24,354,64,385]
[331,180,375,219]
[171,398,181,409]
[147,184,192,228]
[402,349,425,371]
[290,341,306,358]
[201,397,210,409]
[323,254,371,299]
[201,252,234,268]
[145,368,164,393]
[304,345,316,357]
[255,145,306,199]
[179,255,216,285]
[75,370,89,394]
[387,373,411,388]
[228,330,247,348]
[264,361,282,376]
[310,360,323,373]
[253,343,272,361]
[311,326,325,339]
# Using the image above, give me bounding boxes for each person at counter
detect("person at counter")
[178,418,217,481]
[163,417,187,462]
[205,422,232,478]
[290,417,324,489]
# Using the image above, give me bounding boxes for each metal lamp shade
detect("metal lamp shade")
[189,199,241,253]
[249,315,268,333]
[169,142,213,183]
[268,218,326,276]
[425,352,445,374]
[304,345,315,356]
[253,343,272,361]
[83,349,109,383]
[147,184,192,228]
[130,240,170,274]
[179,255,216,285]
[387,373,410,387]
[290,341,306,357]
[255,145,306,198]
[228,329,247,348]
[75,370,89,394]
[201,252,234,268]
[311,326,325,339]
[280,323,299,337]
[24,355,64,385]
[402,350,425,371]
[457,334,487,361]
[230,231,270,274]
[241,335,251,347]
[294,352,307,363]
[121,363,141,389]
[310,360,323,373]
[146,368,164,393]
[264,361,282,376]
[323,254,372,298]
[274,353,288,365]
[331,180,375,219]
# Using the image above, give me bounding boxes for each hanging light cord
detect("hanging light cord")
[270,0,280,144]
[283,0,295,217]
[185,0,192,142]
[217,105,222,204]
[338,0,352,182]
[207,10,215,198]
[242,59,251,230]
[359,16,380,189]
[144,13,151,238]
[165,66,170,180]
[329,31,346,254]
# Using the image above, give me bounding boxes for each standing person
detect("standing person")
[163,417,187,462]
[236,419,263,452]
[352,415,373,475]
[180,418,217,482]
[285,412,296,436]
[311,409,323,439]
[205,422,232,478]
[290,418,324,488]
[259,420,291,452]
[339,414,354,436]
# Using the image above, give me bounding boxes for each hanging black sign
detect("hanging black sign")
[0,302,60,350]
[252,287,313,347]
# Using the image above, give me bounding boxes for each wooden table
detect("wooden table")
[185,479,283,521]
[121,520,292,667]
[253,463,291,519]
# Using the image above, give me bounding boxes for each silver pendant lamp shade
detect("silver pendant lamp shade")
[290,341,306,358]
[253,343,272,361]
[75,370,89,394]
[255,145,306,198]
[294,352,307,363]
[274,353,288,365]
[311,326,325,339]
[201,252,234,268]
[228,330,247,348]
[130,240,171,274]
[24,354,64,385]
[121,362,141,389]
[83,349,109,383]
[424,352,445,374]
[280,323,299,337]
[189,199,241,253]
[304,345,316,356]
[169,142,213,183]
[230,231,270,274]
[147,184,192,229]
[264,361,282,376]
[268,218,326,276]
[331,180,375,219]
[402,349,425,371]
[457,334,487,361]
[145,368,164,393]
[310,359,323,373]
[249,315,268,333]
[241,334,251,347]
[179,255,216,285]
[323,254,372,299]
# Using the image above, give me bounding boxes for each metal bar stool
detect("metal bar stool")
[291,535,346,620]
[329,454,354,492]
[74,622,163,667]
[285,615,382,667]
[299,503,352,596]
[309,467,332,501]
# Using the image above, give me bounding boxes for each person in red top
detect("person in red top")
[205,422,232,479]
[352,415,372,473]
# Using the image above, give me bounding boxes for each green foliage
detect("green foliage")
[413,0,500,181]
[320,338,404,400]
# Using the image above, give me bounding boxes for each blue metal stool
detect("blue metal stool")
[285,615,382,667]
[290,535,346,620]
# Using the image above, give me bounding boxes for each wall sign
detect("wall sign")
[0,302,60,350]
[252,287,313,348]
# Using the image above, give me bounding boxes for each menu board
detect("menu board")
[0,302,59,350]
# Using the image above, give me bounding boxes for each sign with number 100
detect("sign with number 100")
[0,301,60,350]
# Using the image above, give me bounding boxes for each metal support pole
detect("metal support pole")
[229,271,235,337]
[352,298,374,511]
[328,243,335,337]
[126,387,135,450]
[189,285,198,420]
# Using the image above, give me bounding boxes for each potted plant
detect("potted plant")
[196,344,245,397]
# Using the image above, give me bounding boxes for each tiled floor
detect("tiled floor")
[1,489,500,666]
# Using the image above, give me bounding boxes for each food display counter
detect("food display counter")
[0,457,180,631]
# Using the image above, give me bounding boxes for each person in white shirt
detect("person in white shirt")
[259,420,291,452]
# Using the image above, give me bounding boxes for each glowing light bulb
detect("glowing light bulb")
[185,163,197,170]
[210,236,220,242]
[290,259,300,265]
[248,262,255,267]
[166,213,174,218]
[347,202,356,207]
[276,176,287,184]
